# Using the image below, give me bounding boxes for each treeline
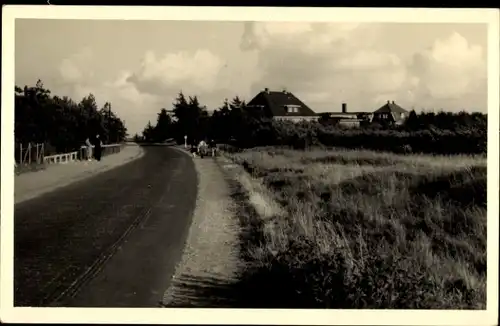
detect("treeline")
[140,92,487,155]
[137,93,251,145]
[15,80,128,155]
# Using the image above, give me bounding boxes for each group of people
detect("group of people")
[190,139,217,158]
[84,134,103,162]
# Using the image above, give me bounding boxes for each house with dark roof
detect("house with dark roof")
[371,100,409,125]
[246,88,319,122]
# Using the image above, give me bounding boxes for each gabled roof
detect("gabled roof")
[374,101,408,114]
[246,89,317,117]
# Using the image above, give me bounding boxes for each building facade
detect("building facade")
[246,88,319,122]
[371,100,409,125]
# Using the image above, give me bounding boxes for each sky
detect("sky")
[15,20,488,135]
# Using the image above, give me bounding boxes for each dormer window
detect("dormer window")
[285,105,300,113]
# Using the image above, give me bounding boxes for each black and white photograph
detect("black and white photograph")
[1,6,498,325]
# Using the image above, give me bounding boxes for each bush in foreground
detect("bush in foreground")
[228,148,486,309]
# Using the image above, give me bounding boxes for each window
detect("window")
[285,105,300,113]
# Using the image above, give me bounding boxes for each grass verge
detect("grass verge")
[223,147,487,309]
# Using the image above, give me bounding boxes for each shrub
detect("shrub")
[269,120,486,156]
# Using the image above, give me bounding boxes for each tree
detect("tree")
[404,110,420,131]
[139,91,486,155]
[318,113,332,125]
[133,133,142,142]
[171,92,206,143]
[99,102,127,144]
[154,108,173,142]
[14,80,128,157]
[172,91,190,142]
[142,121,155,142]
[209,98,232,141]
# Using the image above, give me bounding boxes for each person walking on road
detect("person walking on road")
[190,139,198,158]
[208,139,216,157]
[197,139,207,159]
[94,134,103,161]
[85,136,93,161]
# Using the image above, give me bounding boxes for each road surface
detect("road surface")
[14,146,198,307]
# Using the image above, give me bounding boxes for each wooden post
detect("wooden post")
[19,144,22,165]
[28,143,31,165]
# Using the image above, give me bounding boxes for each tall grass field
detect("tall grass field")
[225,147,486,309]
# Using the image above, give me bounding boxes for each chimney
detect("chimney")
[342,103,347,113]
[392,101,395,104]
[264,88,269,93]
[387,100,390,104]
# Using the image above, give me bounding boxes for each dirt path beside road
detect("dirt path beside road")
[162,148,242,307]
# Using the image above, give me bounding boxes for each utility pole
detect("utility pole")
[107,102,112,143]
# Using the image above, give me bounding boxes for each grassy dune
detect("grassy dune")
[226,147,487,309]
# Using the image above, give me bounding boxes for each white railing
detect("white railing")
[42,144,123,165]
[43,151,79,164]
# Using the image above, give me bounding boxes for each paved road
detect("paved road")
[14,146,198,307]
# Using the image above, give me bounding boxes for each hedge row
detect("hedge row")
[258,120,487,155]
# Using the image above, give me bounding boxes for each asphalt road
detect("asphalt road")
[14,146,198,307]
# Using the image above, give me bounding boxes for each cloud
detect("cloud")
[58,47,229,108]
[56,48,236,134]
[57,48,162,134]
[126,49,226,95]
[240,22,408,110]
[240,22,486,112]
[58,47,94,85]
[409,32,486,102]
[51,24,486,135]
[101,71,159,111]
[57,47,104,105]
[120,48,259,125]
